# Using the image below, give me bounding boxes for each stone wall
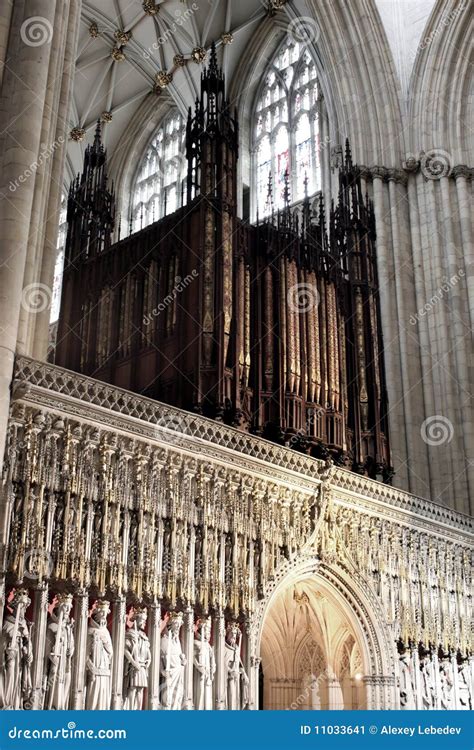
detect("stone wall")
[0,357,471,709]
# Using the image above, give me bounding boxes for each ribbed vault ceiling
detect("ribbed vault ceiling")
[67,0,437,180]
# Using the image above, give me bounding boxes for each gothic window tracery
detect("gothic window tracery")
[131,112,186,233]
[253,39,321,214]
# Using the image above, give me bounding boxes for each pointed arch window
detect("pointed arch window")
[253,39,321,215]
[131,112,186,233]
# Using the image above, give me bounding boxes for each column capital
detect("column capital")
[451,165,473,180]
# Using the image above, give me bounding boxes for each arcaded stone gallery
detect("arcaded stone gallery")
[0,0,472,712]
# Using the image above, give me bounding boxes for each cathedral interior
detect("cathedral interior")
[0,0,472,712]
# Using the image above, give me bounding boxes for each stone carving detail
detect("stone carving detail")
[419,646,437,710]
[0,358,471,711]
[10,356,471,532]
[457,654,473,710]
[123,607,151,710]
[0,589,33,709]
[397,639,416,709]
[44,593,74,710]
[160,612,186,710]
[193,617,215,710]
[438,648,454,710]
[86,601,113,710]
[224,622,249,710]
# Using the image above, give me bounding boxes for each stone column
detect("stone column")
[30,583,49,709]
[70,589,89,709]
[110,596,126,709]
[371,176,408,487]
[327,673,344,709]
[387,176,427,497]
[362,675,379,709]
[250,656,261,711]
[16,0,69,356]
[147,602,162,710]
[412,647,422,709]
[182,605,194,709]
[440,174,474,508]
[32,0,82,359]
[244,617,258,710]
[451,655,460,709]
[0,0,56,478]
[432,650,442,709]
[454,168,474,325]
[0,0,13,89]
[213,610,226,709]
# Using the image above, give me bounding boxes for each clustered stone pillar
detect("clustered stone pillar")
[110,596,126,709]
[70,589,89,710]
[0,0,80,520]
[147,602,162,710]
[368,164,473,514]
[213,610,226,709]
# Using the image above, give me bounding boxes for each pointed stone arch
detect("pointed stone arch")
[254,553,397,709]
[408,0,473,162]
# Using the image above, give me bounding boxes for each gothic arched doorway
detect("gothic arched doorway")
[255,558,395,710]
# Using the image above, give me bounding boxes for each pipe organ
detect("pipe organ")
[55,45,391,481]
[2,45,470,715]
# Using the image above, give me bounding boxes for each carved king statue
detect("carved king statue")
[193,617,215,710]
[44,593,74,710]
[224,622,249,710]
[123,607,151,710]
[160,612,186,710]
[0,589,33,709]
[85,600,113,710]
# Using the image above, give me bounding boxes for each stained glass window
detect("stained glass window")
[131,112,185,233]
[253,39,321,215]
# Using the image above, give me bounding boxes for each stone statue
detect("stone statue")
[123,607,151,710]
[457,654,472,710]
[193,617,215,710]
[160,612,186,710]
[224,622,249,710]
[44,593,74,710]
[438,654,454,710]
[0,589,33,709]
[85,600,113,710]
[398,642,416,709]
[419,647,435,710]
